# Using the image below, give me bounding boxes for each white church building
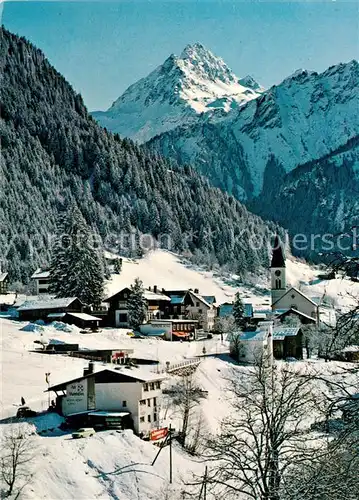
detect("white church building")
[270,236,320,325]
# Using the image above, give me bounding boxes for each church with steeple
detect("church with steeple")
[270,236,319,325]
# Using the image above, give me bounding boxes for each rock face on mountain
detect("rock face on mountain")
[92,43,263,143]
[148,60,359,200]
[1,28,280,281]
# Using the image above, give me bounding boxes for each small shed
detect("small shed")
[65,312,102,330]
[272,327,303,360]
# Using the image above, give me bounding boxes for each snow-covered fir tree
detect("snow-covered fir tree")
[233,292,246,329]
[49,206,104,307]
[127,278,147,330]
[113,258,123,274]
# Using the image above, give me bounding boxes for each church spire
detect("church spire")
[271,235,285,268]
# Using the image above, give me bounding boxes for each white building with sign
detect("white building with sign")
[47,365,166,437]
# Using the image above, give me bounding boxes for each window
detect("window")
[196,302,200,307]
[140,399,146,406]
[147,399,151,407]
[122,400,127,407]
[39,279,49,285]
[153,397,157,407]
[147,415,151,422]
[150,382,155,391]
[156,381,161,389]
[275,279,282,289]
[198,308,202,313]
[143,383,149,392]
[153,413,157,422]
[123,293,128,299]
[140,416,145,423]
[119,313,128,323]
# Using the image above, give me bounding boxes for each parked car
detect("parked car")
[16,406,37,418]
[72,427,96,439]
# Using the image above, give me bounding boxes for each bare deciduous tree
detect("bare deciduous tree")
[166,374,207,449]
[0,425,35,498]
[202,357,323,500]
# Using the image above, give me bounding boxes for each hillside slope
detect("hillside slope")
[0,28,281,282]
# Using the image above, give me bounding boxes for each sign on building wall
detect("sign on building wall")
[63,378,88,415]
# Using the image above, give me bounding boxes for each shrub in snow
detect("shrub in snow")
[20,323,45,332]
[50,321,73,333]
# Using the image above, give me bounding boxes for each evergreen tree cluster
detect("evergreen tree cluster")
[48,206,105,306]
[0,27,282,283]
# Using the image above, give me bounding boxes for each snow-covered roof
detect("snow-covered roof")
[240,330,267,342]
[47,367,166,392]
[143,290,171,302]
[0,272,8,282]
[31,268,51,280]
[18,297,80,311]
[274,308,316,323]
[67,312,102,321]
[272,327,301,341]
[188,290,211,308]
[0,293,16,305]
[272,287,319,308]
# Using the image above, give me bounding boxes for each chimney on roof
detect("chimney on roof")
[83,362,94,377]
[194,288,199,294]
[153,285,157,293]
[148,286,151,291]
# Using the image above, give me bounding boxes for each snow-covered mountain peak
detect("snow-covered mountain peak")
[92,43,264,142]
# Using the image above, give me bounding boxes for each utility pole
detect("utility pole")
[169,423,173,484]
[198,465,208,499]
[151,423,173,484]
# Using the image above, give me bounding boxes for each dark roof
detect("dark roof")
[271,235,285,268]
[275,308,316,323]
[104,287,131,302]
[202,295,216,305]
[46,368,165,392]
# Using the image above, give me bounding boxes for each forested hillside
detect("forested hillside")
[0,28,281,283]
[250,136,359,260]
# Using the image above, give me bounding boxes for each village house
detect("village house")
[140,318,199,341]
[0,271,9,294]
[31,268,51,295]
[46,363,166,437]
[161,289,217,332]
[17,297,84,322]
[229,322,303,363]
[105,286,171,328]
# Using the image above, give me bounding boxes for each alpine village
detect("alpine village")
[0,3,358,500]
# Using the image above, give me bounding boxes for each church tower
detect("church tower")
[270,235,287,307]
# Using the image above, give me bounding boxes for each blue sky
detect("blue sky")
[2,1,358,110]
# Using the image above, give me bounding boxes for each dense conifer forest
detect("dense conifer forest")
[0,27,282,283]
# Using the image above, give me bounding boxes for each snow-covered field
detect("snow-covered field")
[1,250,358,499]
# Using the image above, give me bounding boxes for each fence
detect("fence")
[156,357,201,374]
